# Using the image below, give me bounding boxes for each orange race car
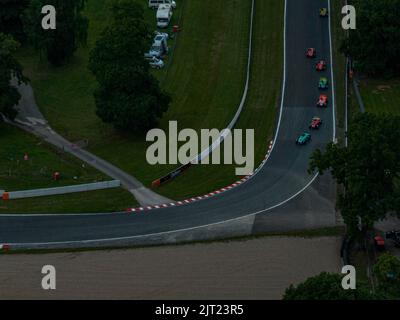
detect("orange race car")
[316,60,327,71]
[317,94,328,107]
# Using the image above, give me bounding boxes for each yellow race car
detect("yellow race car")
[320,8,328,17]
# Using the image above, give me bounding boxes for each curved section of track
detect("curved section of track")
[0,0,336,248]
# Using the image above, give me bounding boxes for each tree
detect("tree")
[373,253,400,298]
[0,33,28,121]
[24,0,88,66]
[309,113,400,236]
[0,0,30,42]
[341,0,400,76]
[88,0,170,133]
[283,272,377,300]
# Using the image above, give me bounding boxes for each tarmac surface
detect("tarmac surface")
[0,0,338,248]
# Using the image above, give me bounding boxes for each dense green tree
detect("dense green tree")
[309,113,400,236]
[0,33,27,121]
[24,0,88,66]
[88,0,170,133]
[342,0,400,76]
[373,253,400,298]
[283,272,377,300]
[0,0,30,42]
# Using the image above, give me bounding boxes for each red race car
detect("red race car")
[316,60,327,71]
[309,117,322,130]
[306,48,316,58]
[317,94,328,107]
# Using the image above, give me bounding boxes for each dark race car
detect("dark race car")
[318,77,329,90]
[296,132,312,145]
[309,117,322,130]
[306,48,316,58]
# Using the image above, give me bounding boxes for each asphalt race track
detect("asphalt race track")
[0,0,336,248]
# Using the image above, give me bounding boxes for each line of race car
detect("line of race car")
[295,6,329,146]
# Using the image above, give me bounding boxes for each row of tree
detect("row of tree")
[0,33,27,121]
[310,113,400,237]
[0,0,170,132]
[284,253,400,299]
[342,0,400,76]
[0,0,88,66]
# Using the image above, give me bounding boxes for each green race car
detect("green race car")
[296,132,312,145]
[320,8,328,17]
[318,77,329,90]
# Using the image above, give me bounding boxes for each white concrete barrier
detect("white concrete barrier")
[3,180,121,200]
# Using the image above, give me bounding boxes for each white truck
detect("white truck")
[156,4,173,28]
[148,0,176,9]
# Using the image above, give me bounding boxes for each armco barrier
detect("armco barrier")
[2,180,121,200]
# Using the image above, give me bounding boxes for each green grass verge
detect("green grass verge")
[0,123,137,213]
[0,188,135,214]
[17,0,283,202]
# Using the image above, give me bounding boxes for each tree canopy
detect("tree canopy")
[24,0,88,66]
[342,0,400,76]
[0,0,30,42]
[0,33,27,121]
[88,0,170,133]
[283,272,377,300]
[373,253,400,298]
[309,113,400,235]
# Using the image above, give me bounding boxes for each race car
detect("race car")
[306,48,316,58]
[316,60,327,71]
[320,8,329,17]
[296,132,312,145]
[318,77,329,90]
[309,117,322,130]
[317,94,328,107]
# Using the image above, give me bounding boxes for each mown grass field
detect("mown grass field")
[359,79,400,115]
[0,123,137,213]
[17,0,284,203]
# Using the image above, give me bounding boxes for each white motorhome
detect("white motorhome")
[157,4,173,28]
[148,0,176,9]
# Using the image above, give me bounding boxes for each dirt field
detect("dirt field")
[0,236,342,300]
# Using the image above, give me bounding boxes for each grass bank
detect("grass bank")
[359,79,400,115]
[0,123,137,213]
[17,0,283,204]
